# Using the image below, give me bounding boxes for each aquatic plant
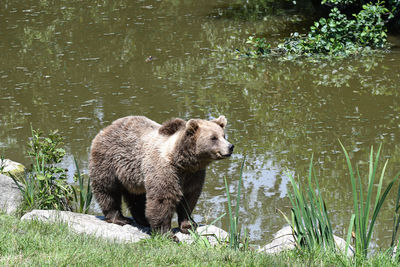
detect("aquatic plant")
[224,159,248,250]
[391,181,400,260]
[340,142,400,258]
[72,157,93,214]
[284,143,400,259]
[243,1,392,59]
[284,155,335,251]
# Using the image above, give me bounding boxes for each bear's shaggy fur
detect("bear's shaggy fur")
[89,115,234,234]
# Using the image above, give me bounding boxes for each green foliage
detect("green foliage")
[27,128,66,165]
[245,36,271,57]
[11,128,74,212]
[11,128,93,214]
[305,8,358,55]
[321,0,356,6]
[224,159,248,250]
[244,2,391,59]
[284,155,336,251]
[354,2,391,47]
[72,157,93,214]
[340,142,400,258]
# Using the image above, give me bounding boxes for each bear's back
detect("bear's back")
[89,116,161,186]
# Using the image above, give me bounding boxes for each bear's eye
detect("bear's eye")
[211,136,218,141]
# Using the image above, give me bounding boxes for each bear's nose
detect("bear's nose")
[229,144,234,153]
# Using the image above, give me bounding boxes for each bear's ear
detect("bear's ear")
[159,118,186,136]
[212,116,227,129]
[185,119,199,136]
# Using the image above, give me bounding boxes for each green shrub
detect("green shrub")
[243,1,391,59]
[11,128,92,214]
[11,128,74,212]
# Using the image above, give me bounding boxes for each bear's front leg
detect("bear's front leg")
[145,185,181,234]
[177,170,205,234]
[177,200,198,234]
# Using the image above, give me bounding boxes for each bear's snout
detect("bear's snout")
[219,142,234,158]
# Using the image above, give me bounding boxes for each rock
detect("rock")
[392,245,398,259]
[21,210,150,243]
[0,173,23,214]
[21,210,229,245]
[258,226,354,257]
[258,226,297,254]
[1,159,25,179]
[173,224,229,246]
[333,234,355,257]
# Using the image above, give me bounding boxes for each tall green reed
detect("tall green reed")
[391,181,400,260]
[224,159,247,250]
[72,157,92,214]
[284,154,335,251]
[340,141,400,258]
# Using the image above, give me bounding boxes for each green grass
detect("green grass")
[224,158,247,250]
[0,213,398,266]
[340,142,400,258]
[285,154,335,251]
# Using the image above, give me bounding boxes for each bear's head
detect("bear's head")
[184,115,234,162]
[159,116,234,169]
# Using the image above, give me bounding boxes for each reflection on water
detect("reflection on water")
[1,0,400,247]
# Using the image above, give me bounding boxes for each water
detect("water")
[1,0,400,248]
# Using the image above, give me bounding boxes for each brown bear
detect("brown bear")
[89,115,234,234]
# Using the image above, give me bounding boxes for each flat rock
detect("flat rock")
[1,159,25,178]
[258,226,354,257]
[21,210,150,243]
[0,174,22,214]
[21,210,229,245]
[174,224,229,246]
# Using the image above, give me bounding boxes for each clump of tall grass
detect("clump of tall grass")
[340,142,400,258]
[285,142,400,259]
[391,181,400,260]
[72,157,92,214]
[224,159,248,250]
[284,154,335,251]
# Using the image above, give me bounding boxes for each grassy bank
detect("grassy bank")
[0,213,397,266]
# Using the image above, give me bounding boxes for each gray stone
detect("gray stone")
[392,245,398,259]
[258,226,355,257]
[258,226,297,254]
[21,210,150,243]
[21,210,229,245]
[1,159,25,179]
[0,174,23,214]
[173,224,229,246]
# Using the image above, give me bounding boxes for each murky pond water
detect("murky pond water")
[2,0,400,248]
